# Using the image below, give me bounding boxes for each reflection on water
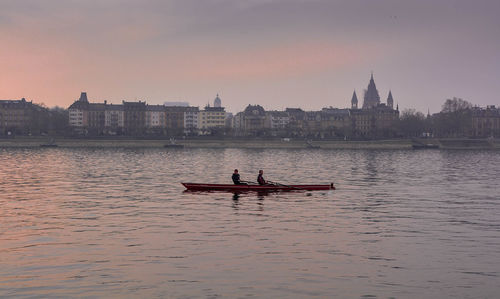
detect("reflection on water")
[0,148,500,298]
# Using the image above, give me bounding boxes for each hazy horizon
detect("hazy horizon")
[1,0,499,114]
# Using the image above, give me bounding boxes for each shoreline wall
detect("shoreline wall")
[1,137,498,149]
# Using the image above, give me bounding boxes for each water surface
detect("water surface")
[1,148,499,298]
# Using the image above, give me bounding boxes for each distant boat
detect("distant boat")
[411,138,439,149]
[40,143,58,148]
[164,144,184,148]
[306,140,320,149]
[412,143,439,149]
[40,138,58,148]
[164,138,184,148]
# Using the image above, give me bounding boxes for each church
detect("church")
[349,74,399,138]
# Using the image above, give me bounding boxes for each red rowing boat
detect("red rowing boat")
[182,182,335,192]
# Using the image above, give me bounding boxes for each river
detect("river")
[0,148,499,298]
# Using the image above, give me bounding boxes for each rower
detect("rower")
[257,170,266,185]
[232,169,245,185]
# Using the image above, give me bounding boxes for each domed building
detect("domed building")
[214,94,221,108]
[198,94,226,133]
[243,104,266,131]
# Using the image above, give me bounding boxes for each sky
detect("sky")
[1,0,499,114]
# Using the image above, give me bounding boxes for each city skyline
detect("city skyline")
[1,0,499,114]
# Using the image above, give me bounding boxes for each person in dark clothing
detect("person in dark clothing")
[257,170,266,185]
[232,169,243,185]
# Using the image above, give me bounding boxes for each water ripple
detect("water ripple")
[0,148,499,297]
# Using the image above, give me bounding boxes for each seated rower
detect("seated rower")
[232,169,246,185]
[257,170,266,185]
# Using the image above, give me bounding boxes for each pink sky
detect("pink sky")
[1,0,499,113]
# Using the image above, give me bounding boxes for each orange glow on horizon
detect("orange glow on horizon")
[0,34,379,109]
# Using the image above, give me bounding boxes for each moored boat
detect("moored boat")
[412,144,439,149]
[40,138,58,148]
[182,182,335,192]
[40,143,58,148]
[164,138,183,148]
[164,144,184,148]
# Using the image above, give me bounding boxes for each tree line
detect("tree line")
[398,97,494,138]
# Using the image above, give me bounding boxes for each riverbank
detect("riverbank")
[1,137,499,149]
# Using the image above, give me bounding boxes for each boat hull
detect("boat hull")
[182,182,335,192]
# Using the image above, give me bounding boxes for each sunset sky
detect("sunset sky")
[1,0,499,114]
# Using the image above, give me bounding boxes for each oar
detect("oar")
[267,180,303,190]
[240,180,258,185]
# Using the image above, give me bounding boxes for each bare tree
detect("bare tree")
[434,97,473,137]
[441,97,472,113]
[399,109,426,137]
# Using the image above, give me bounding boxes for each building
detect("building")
[285,108,306,134]
[232,105,269,136]
[146,105,165,128]
[471,105,500,137]
[87,102,106,134]
[350,74,399,138]
[0,98,47,135]
[199,95,226,133]
[362,73,381,109]
[184,106,199,135]
[164,101,189,107]
[70,92,215,136]
[387,90,394,109]
[295,108,352,138]
[104,104,124,134]
[265,111,290,130]
[199,106,226,131]
[123,101,146,135]
[68,92,89,128]
[232,112,244,133]
[164,106,186,135]
[69,92,109,134]
[351,91,358,109]
[69,93,150,135]
[303,111,322,135]
[242,105,266,132]
[225,112,233,128]
[350,104,399,137]
[213,94,222,108]
[320,108,351,137]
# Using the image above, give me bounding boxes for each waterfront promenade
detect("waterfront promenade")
[0,137,498,150]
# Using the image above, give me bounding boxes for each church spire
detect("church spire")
[351,90,358,109]
[362,73,380,109]
[387,90,394,109]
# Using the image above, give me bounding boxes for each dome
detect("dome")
[214,94,221,107]
[244,104,265,116]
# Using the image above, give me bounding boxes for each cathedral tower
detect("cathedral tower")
[362,73,381,109]
[351,90,358,109]
[387,90,394,109]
